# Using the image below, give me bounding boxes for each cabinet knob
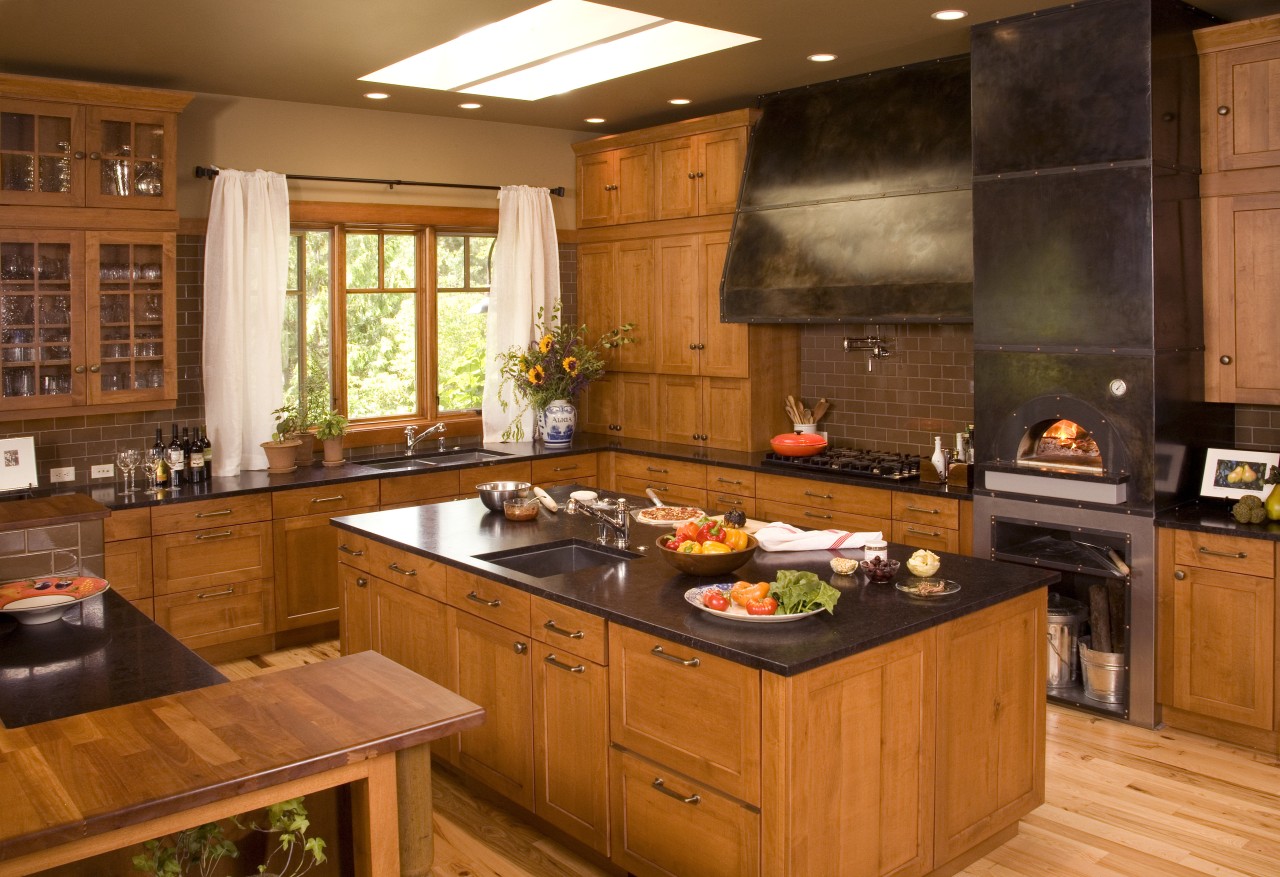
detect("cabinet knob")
[696,171,705,178]
[1173,570,1186,580]
[695,342,705,350]
[1217,105,1230,116]
[74,365,85,374]
[73,151,86,160]
[689,343,697,350]
[89,364,100,373]
[514,642,528,654]
[1220,355,1232,365]
[89,151,100,160]
[688,172,697,179]
[356,576,369,588]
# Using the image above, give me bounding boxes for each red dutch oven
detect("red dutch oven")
[770,431,828,457]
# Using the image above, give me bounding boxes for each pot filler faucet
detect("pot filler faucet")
[404,422,446,455]
[567,497,630,549]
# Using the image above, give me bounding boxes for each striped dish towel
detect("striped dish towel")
[753,522,883,552]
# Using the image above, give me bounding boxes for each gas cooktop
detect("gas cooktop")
[762,447,921,481]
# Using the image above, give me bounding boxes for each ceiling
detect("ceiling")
[2,0,1278,133]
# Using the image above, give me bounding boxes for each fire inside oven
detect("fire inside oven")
[1015,418,1103,473]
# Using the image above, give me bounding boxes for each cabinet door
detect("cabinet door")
[0,98,85,207]
[702,377,750,452]
[104,536,153,603]
[698,127,748,215]
[153,578,274,650]
[615,144,654,225]
[152,521,273,594]
[698,231,747,378]
[1171,564,1275,729]
[1204,191,1280,404]
[451,607,535,809]
[655,235,700,374]
[274,505,377,630]
[532,641,610,854]
[1205,42,1280,172]
[577,152,616,227]
[339,564,373,655]
[372,579,454,759]
[618,372,659,440]
[579,242,617,366]
[656,136,698,220]
[84,106,178,210]
[615,238,655,372]
[581,372,619,435]
[891,520,960,555]
[657,374,703,445]
[934,590,1045,864]
[0,229,85,411]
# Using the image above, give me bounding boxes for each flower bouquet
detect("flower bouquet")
[495,300,633,442]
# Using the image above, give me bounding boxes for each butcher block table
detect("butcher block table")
[0,651,483,876]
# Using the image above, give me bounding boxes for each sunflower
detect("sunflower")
[538,334,554,354]
[562,355,580,375]
[526,364,545,385]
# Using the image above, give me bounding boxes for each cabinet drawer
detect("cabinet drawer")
[335,530,446,601]
[153,521,273,594]
[271,479,380,519]
[609,624,760,803]
[706,493,756,518]
[151,493,271,535]
[892,520,960,554]
[756,473,892,519]
[705,466,755,496]
[104,536,153,601]
[614,454,705,488]
[754,498,888,535]
[532,454,598,485]
[1174,530,1274,578]
[460,461,533,494]
[378,470,460,508]
[447,567,532,636]
[104,507,150,542]
[615,476,707,510]
[154,578,273,649]
[531,595,608,665]
[892,491,960,529]
[610,747,759,877]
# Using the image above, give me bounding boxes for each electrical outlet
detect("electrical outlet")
[50,467,75,483]
[91,464,114,479]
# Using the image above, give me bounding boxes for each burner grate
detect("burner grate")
[762,448,921,481]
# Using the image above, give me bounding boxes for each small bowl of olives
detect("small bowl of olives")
[860,557,900,583]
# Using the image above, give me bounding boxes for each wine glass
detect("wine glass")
[142,454,159,495]
[117,448,140,495]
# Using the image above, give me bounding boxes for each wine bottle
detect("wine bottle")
[201,425,213,468]
[188,426,206,483]
[154,451,169,488]
[152,427,164,462]
[181,427,193,483]
[167,424,185,486]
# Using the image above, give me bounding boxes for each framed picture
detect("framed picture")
[0,436,37,493]
[1199,448,1279,500]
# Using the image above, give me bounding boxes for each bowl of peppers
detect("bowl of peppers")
[656,514,757,576]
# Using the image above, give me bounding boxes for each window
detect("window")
[282,224,496,431]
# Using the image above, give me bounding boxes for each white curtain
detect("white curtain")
[202,169,290,474]
[482,185,561,442]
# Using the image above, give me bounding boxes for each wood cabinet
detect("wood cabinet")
[530,454,598,490]
[576,144,654,228]
[1158,528,1278,745]
[755,472,893,534]
[578,238,655,372]
[654,232,747,377]
[103,507,152,613]
[705,465,756,517]
[655,128,749,220]
[892,492,965,555]
[582,372,659,440]
[1197,15,1280,174]
[656,373,752,450]
[152,578,273,650]
[613,453,708,508]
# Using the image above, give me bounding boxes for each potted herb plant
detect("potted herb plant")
[313,407,348,467]
[261,404,303,474]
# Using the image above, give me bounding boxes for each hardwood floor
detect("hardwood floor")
[218,643,1280,877]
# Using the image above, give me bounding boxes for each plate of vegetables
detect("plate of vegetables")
[684,570,841,623]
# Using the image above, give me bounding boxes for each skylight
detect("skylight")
[360,0,758,101]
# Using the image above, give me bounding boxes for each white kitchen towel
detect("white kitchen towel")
[754,522,883,552]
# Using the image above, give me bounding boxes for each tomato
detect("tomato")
[722,529,749,551]
[730,580,769,606]
[746,597,779,616]
[676,522,701,542]
[703,589,729,611]
[677,540,702,554]
[701,541,732,554]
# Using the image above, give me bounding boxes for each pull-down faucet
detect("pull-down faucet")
[404,422,446,456]
[567,497,631,549]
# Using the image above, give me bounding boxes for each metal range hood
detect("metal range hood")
[720,56,974,324]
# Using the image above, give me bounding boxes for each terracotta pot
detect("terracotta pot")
[292,432,315,465]
[770,431,828,457]
[322,436,345,467]
[261,439,302,474]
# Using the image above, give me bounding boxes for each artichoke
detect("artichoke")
[723,508,747,528]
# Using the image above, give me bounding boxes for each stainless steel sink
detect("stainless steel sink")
[474,539,639,578]
[361,448,510,472]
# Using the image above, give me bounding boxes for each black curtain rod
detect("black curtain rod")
[193,165,565,197]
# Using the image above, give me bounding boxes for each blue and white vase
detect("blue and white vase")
[540,399,576,448]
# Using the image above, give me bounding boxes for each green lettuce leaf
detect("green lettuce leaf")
[769,569,840,615]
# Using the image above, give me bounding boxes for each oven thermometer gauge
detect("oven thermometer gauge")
[1108,379,1127,397]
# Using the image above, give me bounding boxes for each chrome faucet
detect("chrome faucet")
[404,422,446,456]
[567,497,630,549]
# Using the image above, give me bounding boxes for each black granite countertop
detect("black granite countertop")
[75,434,970,512]
[0,590,226,728]
[332,486,1053,676]
[1157,500,1280,543]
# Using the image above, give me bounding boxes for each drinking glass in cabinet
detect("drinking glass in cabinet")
[2,345,34,362]
[40,345,70,361]
[38,156,71,194]
[1,154,34,193]
[134,163,162,197]
[4,368,34,396]
[102,342,130,359]
[141,294,163,320]
[101,160,129,198]
[100,122,132,157]
[134,341,160,357]
[2,295,34,325]
[3,329,32,345]
[40,373,70,395]
[39,296,70,325]
[101,296,129,323]
[37,255,67,281]
[1,249,34,281]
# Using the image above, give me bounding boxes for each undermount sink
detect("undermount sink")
[361,448,510,472]
[474,539,639,578]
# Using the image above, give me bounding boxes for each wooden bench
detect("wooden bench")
[0,651,483,876]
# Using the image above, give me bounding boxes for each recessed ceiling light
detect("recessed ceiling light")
[668,98,691,105]
[363,92,390,100]
[458,102,483,109]
[931,9,968,20]
[585,117,607,124]
[361,0,758,101]
[807,53,837,63]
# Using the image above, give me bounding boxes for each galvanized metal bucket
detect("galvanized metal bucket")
[1079,637,1127,704]
[1046,595,1087,689]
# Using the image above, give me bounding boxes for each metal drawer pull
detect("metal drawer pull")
[803,490,833,500]
[648,484,668,492]
[338,544,365,557]
[716,477,743,485]
[652,778,700,805]
[194,509,233,518]
[552,464,577,472]
[544,654,586,673]
[467,591,501,608]
[716,496,743,506]
[356,577,369,588]
[309,495,345,504]
[1198,546,1246,559]
[544,620,585,639]
[514,642,528,654]
[906,505,940,515]
[195,530,233,541]
[803,511,832,520]
[646,466,669,474]
[907,526,942,537]
[197,587,235,599]
[650,645,699,667]
[388,562,417,577]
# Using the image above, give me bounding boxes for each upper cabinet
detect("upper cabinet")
[654,128,748,220]
[576,144,653,228]
[1198,16,1280,174]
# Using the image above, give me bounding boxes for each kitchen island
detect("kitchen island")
[333,487,1057,877]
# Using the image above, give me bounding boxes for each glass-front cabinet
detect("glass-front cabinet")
[0,229,175,412]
